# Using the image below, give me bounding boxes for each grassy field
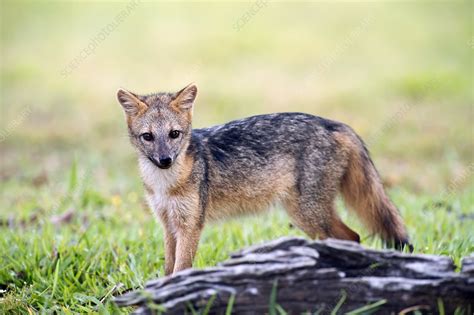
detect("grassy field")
[1,1,473,313]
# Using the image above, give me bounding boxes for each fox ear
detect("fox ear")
[171,84,197,112]
[117,89,148,117]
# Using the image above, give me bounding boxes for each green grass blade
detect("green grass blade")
[202,293,217,315]
[225,294,235,315]
[269,279,279,315]
[331,290,347,315]
[51,258,61,299]
[346,299,387,315]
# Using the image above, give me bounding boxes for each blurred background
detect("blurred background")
[0,1,472,312]
[1,1,472,193]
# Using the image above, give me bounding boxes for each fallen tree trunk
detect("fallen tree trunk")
[114,238,474,314]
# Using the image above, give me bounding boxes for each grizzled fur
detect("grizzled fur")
[117,84,412,275]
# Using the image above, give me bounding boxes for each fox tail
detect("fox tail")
[339,130,413,251]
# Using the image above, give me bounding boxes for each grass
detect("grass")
[1,158,472,314]
[1,1,473,314]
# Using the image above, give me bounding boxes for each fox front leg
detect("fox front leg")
[173,226,202,273]
[163,226,177,276]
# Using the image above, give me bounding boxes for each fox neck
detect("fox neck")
[138,145,193,196]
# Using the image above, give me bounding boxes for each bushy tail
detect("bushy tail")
[338,130,413,251]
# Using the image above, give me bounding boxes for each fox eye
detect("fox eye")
[141,133,154,142]
[169,130,181,139]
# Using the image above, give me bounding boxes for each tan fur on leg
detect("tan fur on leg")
[163,228,176,276]
[173,227,202,273]
[329,216,360,243]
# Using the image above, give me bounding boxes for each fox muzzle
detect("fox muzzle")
[147,156,173,169]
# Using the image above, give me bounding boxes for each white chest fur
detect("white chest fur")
[138,156,200,231]
[138,157,181,214]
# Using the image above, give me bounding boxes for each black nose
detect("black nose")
[158,157,172,168]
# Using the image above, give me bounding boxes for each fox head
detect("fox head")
[117,84,197,169]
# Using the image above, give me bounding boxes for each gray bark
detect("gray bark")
[114,238,474,314]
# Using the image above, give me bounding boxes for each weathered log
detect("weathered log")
[114,238,474,314]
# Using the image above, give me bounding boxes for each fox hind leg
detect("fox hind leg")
[283,194,359,242]
[283,194,331,239]
[330,214,360,243]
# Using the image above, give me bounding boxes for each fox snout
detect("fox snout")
[158,156,173,168]
[148,155,173,169]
